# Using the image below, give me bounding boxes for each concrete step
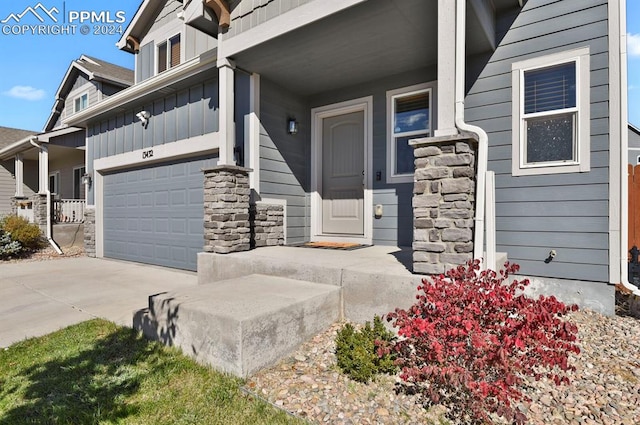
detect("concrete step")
[133,274,341,377]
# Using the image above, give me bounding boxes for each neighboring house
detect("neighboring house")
[0,55,133,226]
[0,127,38,217]
[629,123,640,165]
[63,0,631,312]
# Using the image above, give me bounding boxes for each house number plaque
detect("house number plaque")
[142,149,154,159]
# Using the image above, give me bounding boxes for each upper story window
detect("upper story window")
[512,47,590,176]
[386,82,435,184]
[74,93,88,113]
[158,34,181,73]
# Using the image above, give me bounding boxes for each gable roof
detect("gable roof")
[44,55,134,132]
[117,0,172,53]
[0,126,37,150]
[630,123,640,137]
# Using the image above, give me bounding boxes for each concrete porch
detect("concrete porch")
[134,245,424,377]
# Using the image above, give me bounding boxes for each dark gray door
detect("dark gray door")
[103,156,216,271]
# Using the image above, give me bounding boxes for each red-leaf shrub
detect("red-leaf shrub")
[383,260,579,424]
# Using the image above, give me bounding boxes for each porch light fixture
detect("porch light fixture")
[287,118,299,135]
[81,173,92,188]
[136,110,151,127]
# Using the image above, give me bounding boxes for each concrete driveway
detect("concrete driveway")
[0,257,197,348]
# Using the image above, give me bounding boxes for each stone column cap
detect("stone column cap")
[410,131,479,148]
[203,165,253,174]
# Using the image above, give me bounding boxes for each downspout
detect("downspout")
[29,138,63,255]
[454,0,491,268]
[615,0,640,296]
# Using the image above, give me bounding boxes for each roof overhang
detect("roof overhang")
[117,0,165,53]
[0,126,84,161]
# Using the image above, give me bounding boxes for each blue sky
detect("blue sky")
[0,1,638,132]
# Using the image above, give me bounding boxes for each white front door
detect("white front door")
[311,96,373,244]
[321,111,365,235]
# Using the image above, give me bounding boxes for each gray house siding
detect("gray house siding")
[465,0,610,282]
[135,2,216,83]
[137,42,154,82]
[309,68,435,247]
[224,0,311,40]
[0,160,38,215]
[62,79,99,123]
[259,78,310,244]
[86,77,219,205]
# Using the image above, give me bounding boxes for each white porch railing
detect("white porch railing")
[53,199,86,223]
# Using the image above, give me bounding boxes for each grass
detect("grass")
[0,319,305,425]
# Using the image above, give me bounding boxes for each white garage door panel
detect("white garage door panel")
[103,156,217,271]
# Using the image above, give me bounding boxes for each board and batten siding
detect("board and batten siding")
[259,78,310,244]
[86,78,219,205]
[465,0,610,282]
[309,68,435,247]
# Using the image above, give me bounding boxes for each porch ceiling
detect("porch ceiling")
[231,0,495,96]
[17,145,84,162]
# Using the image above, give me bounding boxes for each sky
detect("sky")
[0,1,638,132]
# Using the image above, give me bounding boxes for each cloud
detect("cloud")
[629,33,640,57]
[3,85,46,101]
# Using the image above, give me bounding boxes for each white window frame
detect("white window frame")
[74,93,89,113]
[511,47,590,176]
[156,33,181,75]
[386,82,436,184]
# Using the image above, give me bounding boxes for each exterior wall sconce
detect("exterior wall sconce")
[81,173,92,188]
[136,110,151,127]
[287,118,299,135]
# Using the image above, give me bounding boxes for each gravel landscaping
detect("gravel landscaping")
[246,300,640,425]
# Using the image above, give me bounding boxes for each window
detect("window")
[73,166,86,199]
[386,82,435,183]
[157,34,181,74]
[74,93,88,113]
[512,47,590,176]
[49,172,60,195]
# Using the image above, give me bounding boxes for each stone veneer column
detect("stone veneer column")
[84,208,96,257]
[412,137,477,275]
[203,165,252,254]
[250,203,285,248]
[31,193,48,232]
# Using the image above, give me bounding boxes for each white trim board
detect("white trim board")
[93,133,219,173]
[310,96,373,245]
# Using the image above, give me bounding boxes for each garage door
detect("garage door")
[103,156,217,271]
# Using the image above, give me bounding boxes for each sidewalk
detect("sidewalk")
[0,257,197,348]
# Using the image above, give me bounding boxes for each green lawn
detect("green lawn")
[0,319,305,425]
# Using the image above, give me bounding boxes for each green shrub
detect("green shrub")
[335,315,397,383]
[0,215,43,251]
[0,230,22,259]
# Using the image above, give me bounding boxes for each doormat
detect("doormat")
[297,242,368,250]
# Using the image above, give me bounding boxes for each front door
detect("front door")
[321,111,365,236]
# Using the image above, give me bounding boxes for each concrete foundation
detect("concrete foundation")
[52,223,84,249]
[520,275,615,316]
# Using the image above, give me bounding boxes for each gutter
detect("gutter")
[454,0,492,268]
[28,138,63,255]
